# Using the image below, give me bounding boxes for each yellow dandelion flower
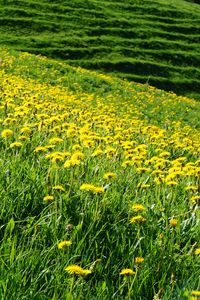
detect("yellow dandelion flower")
[45,144,55,150]
[154,176,165,185]
[65,265,84,275]
[62,151,71,158]
[71,151,85,160]
[72,144,82,151]
[43,195,54,203]
[53,185,65,192]
[80,183,105,194]
[3,117,16,125]
[91,149,103,157]
[1,129,13,138]
[121,160,133,167]
[46,152,65,162]
[192,291,200,296]
[18,135,30,141]
[190,196,200,204]
[194,248,200,255]
[186,185,198,191]
[166,181,178,186]
[93,186,105,194]
[57,240,72,249]
[130,215,146,224]
[81,269,92,276]
[119,268,135,276]
[65,264,92,276]
[20,127,32,135]
[159,151,170,158]
[51,155,65,163]
[135,257,144,264]
[103,172,116,180]
[131,204,146,212]
[80,183,95,191]
[67,128,77,138]
[49,137,63,144]
[64,158,80,168]
[137,183,150,189]
[34,146,47,154]
[10,141,22,149]
[80,183,104,194]
[136,167,151,173]
[169,219,178,227]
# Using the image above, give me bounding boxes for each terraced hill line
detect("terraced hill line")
[0,0,200,99]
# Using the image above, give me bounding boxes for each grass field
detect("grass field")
[0,0,200,99]
[0,47,200,299]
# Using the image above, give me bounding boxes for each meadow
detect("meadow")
[0,0,200,99]
[0,47,200,299]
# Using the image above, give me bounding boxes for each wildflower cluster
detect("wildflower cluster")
[0,48,199,299]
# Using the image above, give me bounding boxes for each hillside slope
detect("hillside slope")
[0,0,200,99]
[0,47,200,299]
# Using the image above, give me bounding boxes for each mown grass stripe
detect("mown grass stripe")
[0,0,199,99]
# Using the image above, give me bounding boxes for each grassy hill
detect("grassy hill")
[0,0,200,99]
[0,47,200,299]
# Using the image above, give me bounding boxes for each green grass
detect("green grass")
[0,47,200,300]
[0,0,200,99]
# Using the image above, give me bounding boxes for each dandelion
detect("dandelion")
[53,185,65,192]
[10,141,22,149]
[192,291,200,296]
[45,144,55,150]
[65,264,92,277]
[1,129,13,138]
[137,183,150,189]
[166,181,178,186]
[131,204,145,212]
[135,257,144,264]
[71,151,85,160]
[64,158,80,168]
[80,183,95,191]
[46,152,65,162]
[93,186,105,194]
[34,146,47,154]
[65,265,84,275]
[3,117,16,125]
[20,127,32,135]
[194,248,200,255]
[169,218,178,227]
[103,172,116,180]
[159,151,170,158]
[19,135,30,141]
[57,240,72,249]
[91,149,103,157]
[43,195,54,203]
[122,160,133,167]
[49,137,63,144]
[130,215,146,224]
[119,268,135,276]
[190,196,200,204]
[80,183,104,194]
[51,155,65,163]
[136,167,151,173]
[186,185,198,191]
[72,144,82,151]
[154,176,165,185]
